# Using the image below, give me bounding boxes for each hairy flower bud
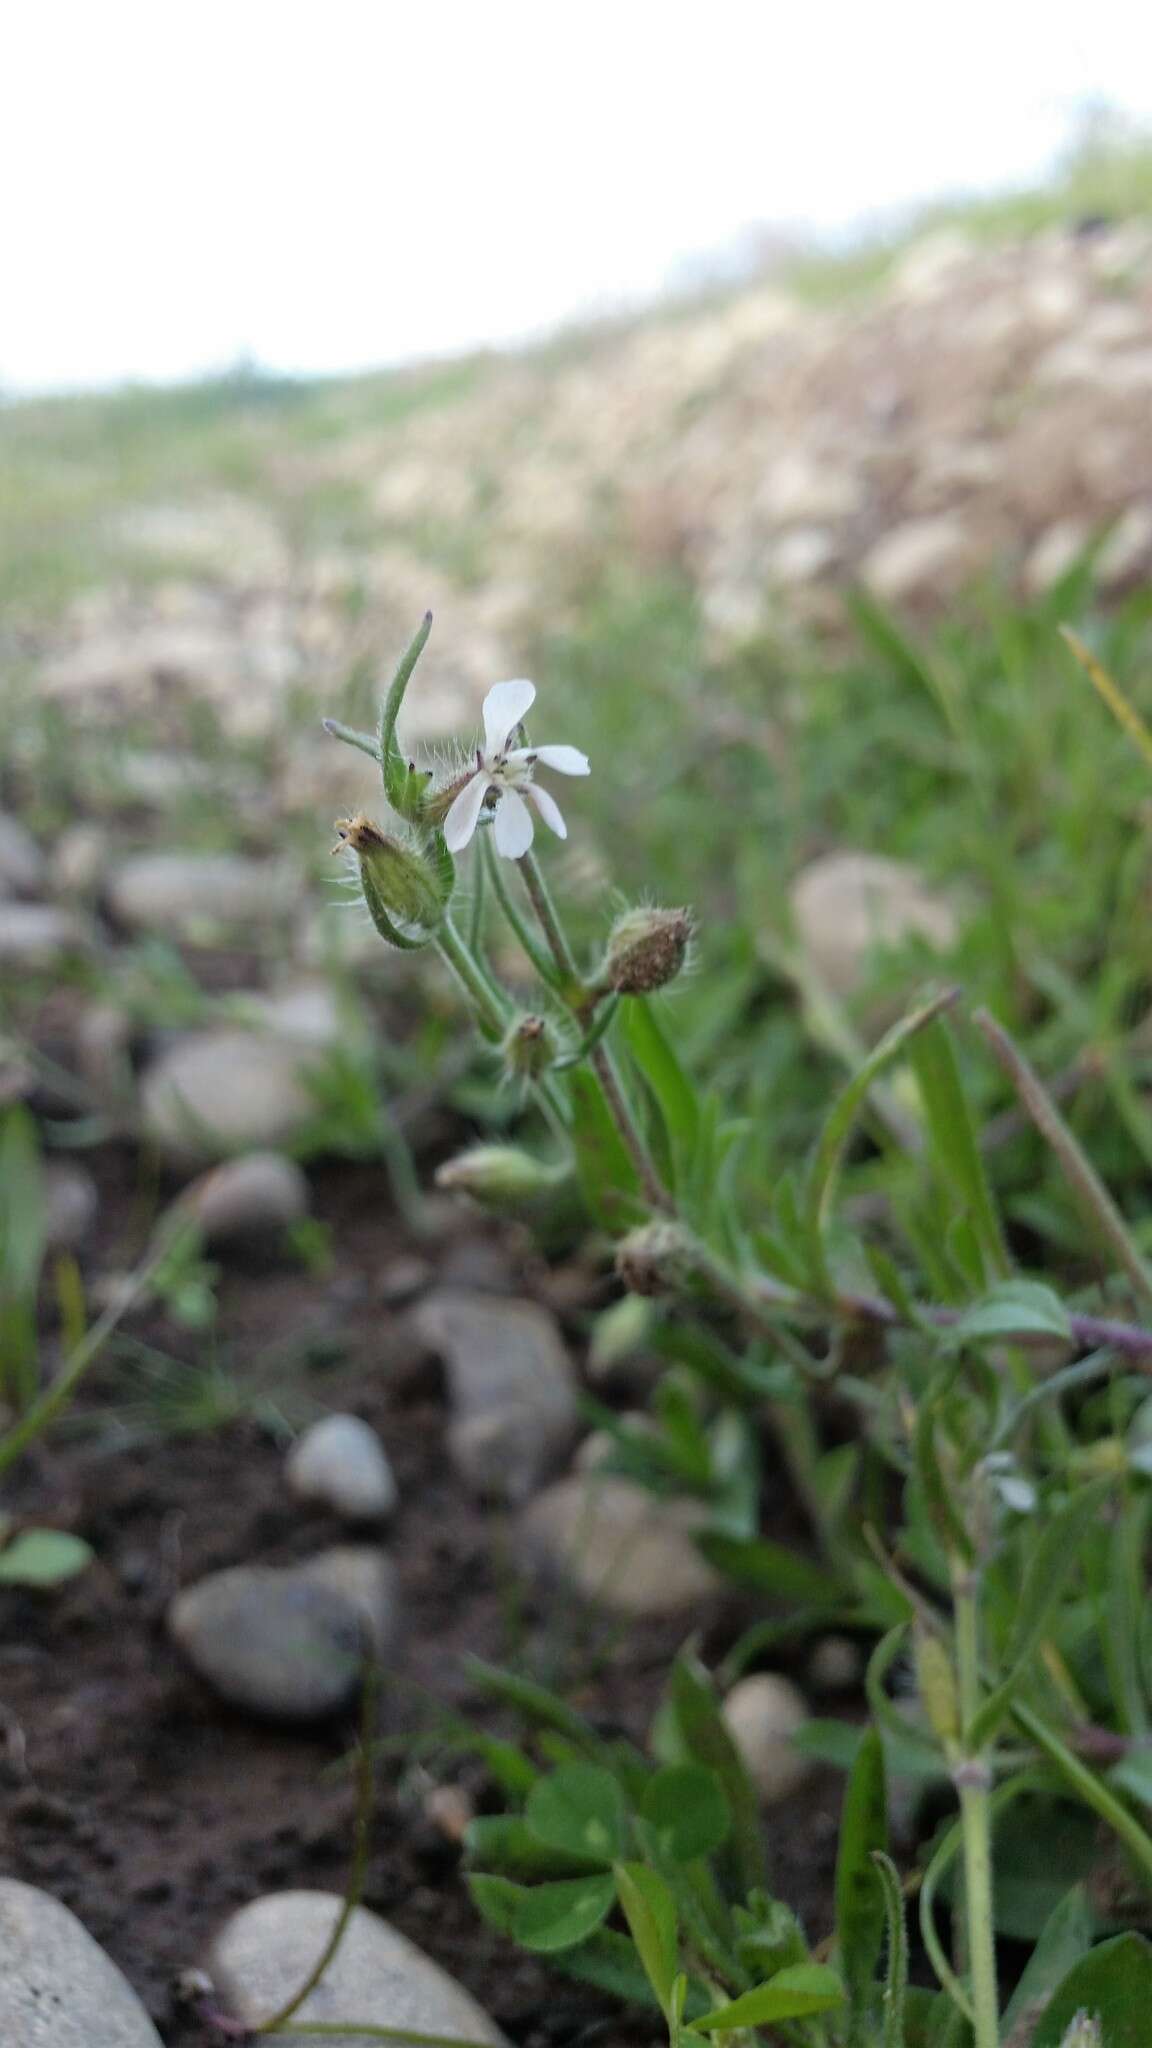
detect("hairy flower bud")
[601,906,693,995]
[615,1220,695,1297]
[434,1144,562,1209]
[501,1012,557,1079]
[424,770,482,830]
[333,815,445,947]
[914,1625,960,1749]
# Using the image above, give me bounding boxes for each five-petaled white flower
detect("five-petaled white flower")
[443,678,590,859]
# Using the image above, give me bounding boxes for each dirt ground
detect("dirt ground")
[0,1151,843,2045]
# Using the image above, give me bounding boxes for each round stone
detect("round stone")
[0,815,46,899]
[180,1151,310,1243]
[0,1878,163,2045]
[721,1673,812,1804]
[789,850,957,999]
[519,1473,722,1618]
[106,853,298,937]
[168,1563,369,1721]
[140,1031,316,1163]
[286,1415,398,1522]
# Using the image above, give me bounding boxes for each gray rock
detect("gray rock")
[721,1673,813,1804]
[0,815,45,899]
[0,904,89,970]
[861,515,974,602]
[287,1415,397,1521]
[43,1162,99,1249]
[107,853,298,937]
[415,1290,577,1501]
[140,1030,318,1163]
[519,1473,722,1618]
[241,981,345,1050]
[0,1877,163,2045]
[50,824,109,899]
[181,1151,310,1243]
[295,1547,400,1657]
[168,1562,372,1720]
[207,1890,506,2045]
[789,850,957,999]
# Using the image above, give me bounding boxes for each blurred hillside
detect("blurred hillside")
[3,143,1152,766]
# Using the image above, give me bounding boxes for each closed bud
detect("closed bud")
[501,1013,557,1079]
[615,1220,695,1297]
[434,1145,563,1209]
[1059,2015,1102,2048]
[333,815,445,946]
[424,770,480,829]
[602,906,693,995]
[914,1624,960,1748]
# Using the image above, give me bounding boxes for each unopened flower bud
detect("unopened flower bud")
[501,1013,557,1079]
[333,815,445,946]
[1059,2015,1102,2048]
[424,770,481,830]
[913,1625,960,1749]
[615,1221,695,1297]
[601,907,693,995]
[434,1144,562,1209]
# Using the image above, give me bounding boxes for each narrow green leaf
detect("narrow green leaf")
[613,1861,678,2015]
[696,1961,846,2030]
[464,1659,601,1749]
[970,1477,1114,1748]
[641,1765,730,1864]
[321,716,382,763]
[835,1728,888,2043]
[1032,1932,1152,2047]
[871,1852,908,2048]
[804,987,958,1282]
[526,1764,627,1864]
[668,1656,767,1895]
[910,1017,1007,1286]
[624,996,699,1195]
[953,1279,1072,1344]
[1000,1884,1093,2039]
[566,1067,644,1228]
[694,1533,842,1608]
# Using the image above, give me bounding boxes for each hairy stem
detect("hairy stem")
[952,1563,999,2048]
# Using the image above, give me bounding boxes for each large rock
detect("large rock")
[168,1556,396,1721]
[207,1891,506,2045]
[180,1151,310,1243]
[0,815,45,899]
[140,1030,319,1163]
[287,1415,398,1522]
[519,1473,722,1618]
[789,850,957,998]
[0,1877,163,2045]
[414,1290,578,1502]
[106,853,298,937]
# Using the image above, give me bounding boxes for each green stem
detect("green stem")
[951,1560,999,2048]
[434,916,508,1039]
[516,847,672,1211]
[1011,1698,1152,1888]
[480,831,560,987]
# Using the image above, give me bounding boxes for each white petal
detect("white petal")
[493,786,535,858]
[527,782,567,839]
[442,772,490,853]
[530,743,590,777]
[483,678,536,756]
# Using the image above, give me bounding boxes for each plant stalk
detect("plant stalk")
[951,1561,999,2048]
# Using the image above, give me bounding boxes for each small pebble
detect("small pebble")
[0,815,46,899]
[168,1562,379,1722]
[286,1415,398,1522]
[519,1473,722,1618]
[180,1151,309,1244]
[43,1162,99,1250]
[721,1673,813,1804]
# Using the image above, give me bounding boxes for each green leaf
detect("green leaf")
[696,1961,846,2030]
[909,1017,1007,1287]
[803,987,957,1283]
[969,1477,1114,1748]
[641,1764,730,1863]
[835,1728,888,2044]
[526,1764,627,1864]
[0,1529,94,1586]
[321,717,382,763]
[464,1815,604,1879]
[468,1871,616,1953]
[667,1656,767,1896]
[694,1533,842,1608]
[613,1861,678,2015]
[623,996,700,1198]
[566,1068,644,1228]
[871,1852,908,2048]
[953,1278,1072,1344]
[1032,1932,1152,2046]
[464,1659,601,1749]
[1000,1884,1093,2039]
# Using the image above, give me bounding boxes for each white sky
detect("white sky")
[4,0,1152,393]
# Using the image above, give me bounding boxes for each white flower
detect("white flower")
[442,678,590,859]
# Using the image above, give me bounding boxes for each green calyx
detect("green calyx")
[334,815,447,949]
